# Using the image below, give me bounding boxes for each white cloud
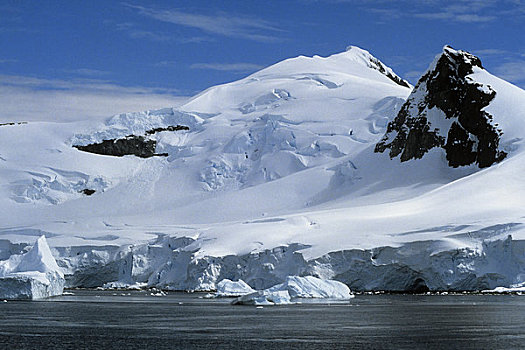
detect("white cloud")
[473,49,509,56]
[62,68,110,77]
[414,11,496,22]
[0,75,189,123]
[494,60,525,84]
[115,22,213,43]
[127,29,172,42]
[361,0,525,23]
[124,3,285,43]
[190,63,264,72]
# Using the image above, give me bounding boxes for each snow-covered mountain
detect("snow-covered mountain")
[1,45,525,292]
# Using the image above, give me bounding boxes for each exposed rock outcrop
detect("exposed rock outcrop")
[145,125,189,135]
[375,46,506,168]
[73,125,190,158]
[74,135,165,158]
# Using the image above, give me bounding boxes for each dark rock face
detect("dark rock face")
[80,189,96,196]
[74,135,162,158]
[145,125,189,135]
[368,56,411,88]
[0,122,27,127]
[375,46,506,168]
[74,125,189,158]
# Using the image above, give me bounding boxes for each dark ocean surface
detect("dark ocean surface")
[1,290,525,349]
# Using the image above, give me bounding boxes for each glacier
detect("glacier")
[1,45,525,293]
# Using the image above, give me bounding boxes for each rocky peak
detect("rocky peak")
[375,46,506,168]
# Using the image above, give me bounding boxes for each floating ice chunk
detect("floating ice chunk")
[102,281,148,290]
[0,236,64,300]
[232,276,353,305]
[216,279,255,297]
[482,282,525,294]
[232,290,292,305]
[267,276,353,299]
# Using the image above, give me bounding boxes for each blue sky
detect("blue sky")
[1,0,524,121]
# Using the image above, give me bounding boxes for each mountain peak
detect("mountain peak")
[435,45,483,71]
[343,46,411,88]
[375,46,507,168]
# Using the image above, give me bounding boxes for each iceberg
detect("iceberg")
[232,276,353,305]
[233,290,292,305]
[267,275,353,299]
[0,236,65,300]
[215,279,255,297]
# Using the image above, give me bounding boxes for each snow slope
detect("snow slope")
[1,46,525,292]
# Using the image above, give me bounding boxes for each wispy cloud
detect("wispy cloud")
[414,1,498,22]
[494,60,525,84]
[0,74,189,123]
[62,68,110,77]
[190,63,264,72]
[115,21,213,43]
[128,29,172,42]
[124,3,285,43]
[359,0,525,23]
[414,12,495,23]
[0,58,17,64]
[472,49,510,56]
[368,8,402,19]
[115,22,171,42]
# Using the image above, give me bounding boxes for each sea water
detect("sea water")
[1,290,525,349]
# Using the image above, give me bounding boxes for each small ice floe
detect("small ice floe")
[62,292,75,296]
[482,283,525,294]
[101,281,148,290]
[232,276,354,306]
[149,288,167,297]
